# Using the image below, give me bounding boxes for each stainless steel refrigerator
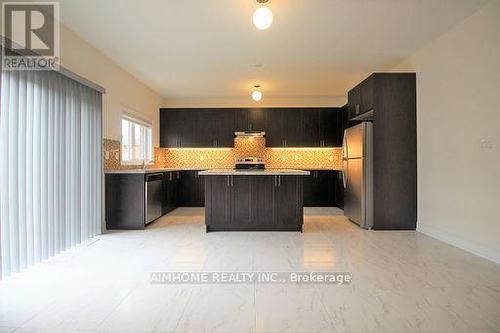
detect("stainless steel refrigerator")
[342,122,374,229]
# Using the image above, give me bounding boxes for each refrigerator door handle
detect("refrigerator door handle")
[342,129,349,159]
[342,159,348,189]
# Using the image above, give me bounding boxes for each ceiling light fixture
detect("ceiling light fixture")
[253,0,273,30]
[251,85,263,102]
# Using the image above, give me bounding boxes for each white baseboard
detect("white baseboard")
[417,222,500,264]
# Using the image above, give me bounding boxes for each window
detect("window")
[121,115,153,164]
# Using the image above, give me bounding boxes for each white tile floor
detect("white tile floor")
[0,207,499,333]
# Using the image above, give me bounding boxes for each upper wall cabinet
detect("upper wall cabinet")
[160,109,235,148]
[301,109,320,146]
[160,107,346,148]
[348,75,374,120]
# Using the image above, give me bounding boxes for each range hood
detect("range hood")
[234,131,266,137]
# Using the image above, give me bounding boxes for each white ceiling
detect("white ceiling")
[55,0,488,101]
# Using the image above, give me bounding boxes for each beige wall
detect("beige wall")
[393,1,500,263]
[59,25,162,145]
[161,96,347,108]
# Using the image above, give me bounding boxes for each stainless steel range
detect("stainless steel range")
[235,157,265,170]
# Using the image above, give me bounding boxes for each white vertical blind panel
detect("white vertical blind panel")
[0,70,102,279]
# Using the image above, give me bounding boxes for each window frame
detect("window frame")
[120,113,154,165]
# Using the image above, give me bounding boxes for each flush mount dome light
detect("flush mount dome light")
[253,0,273,30]
[252,85,263,101]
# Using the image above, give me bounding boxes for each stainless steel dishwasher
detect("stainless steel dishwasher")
[145,173,163,225]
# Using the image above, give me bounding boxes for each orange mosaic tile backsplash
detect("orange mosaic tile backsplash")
[104,137,342,171]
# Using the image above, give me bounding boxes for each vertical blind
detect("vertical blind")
[0,69,102,279]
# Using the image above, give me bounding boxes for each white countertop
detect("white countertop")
[198,169,310,176]
[104,168,182,174]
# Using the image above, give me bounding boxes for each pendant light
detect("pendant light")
[252,85,263,101]
[253,0,273,30]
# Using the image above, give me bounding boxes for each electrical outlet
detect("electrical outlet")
[104,151,109,160]
[480,138,493,149]
[294,155,299,161]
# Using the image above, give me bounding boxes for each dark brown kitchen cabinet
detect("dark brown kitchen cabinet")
[251,176,275,227]
[195,110,217,147]
[160,110,182,147]
[346,73,416,230]
[160,110,196,148]
[274,176,303,228]
[177,111,196,147]
[216,110,236,147]
[160,109,235,148]
[204,175,303,232]
[282,109,302,147]
[106,171,181,230]
[234,109,249,132]
[262,108,294,147]
[334,171,344,209]
[162,171,178,215]
[264,109,284,147]
[105,174,146,230]
[247,108,266,131]
[303,170,336,207]
[231,176,252,226]
[348,75,374,121]
[320,110,341,146]
[160,107,346,148]
[301,110,320,146]
[205,175,231,227]
[178,170,205,207]
[348,85,362,120]
[360,76,374,113]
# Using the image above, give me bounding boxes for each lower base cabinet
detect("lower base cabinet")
[303,170,343,207]
[106,171,180,230]
[204,175,303,232]
[105,174,146,230]
[178,170,205,207]
[162,171,179,215]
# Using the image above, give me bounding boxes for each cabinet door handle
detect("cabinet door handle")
[169,172,173,181]
[278,175,281,187]
[231,176,233,187]
[227,176,230,187]
[274,176,277,187]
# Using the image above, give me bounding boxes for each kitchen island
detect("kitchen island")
[199,169,310,232]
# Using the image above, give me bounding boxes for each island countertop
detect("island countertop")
[198,169,310,176]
